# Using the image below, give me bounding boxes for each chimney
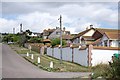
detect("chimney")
[90,24,93,28]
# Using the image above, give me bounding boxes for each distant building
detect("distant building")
[27,32,42,37]
[48,27,70,39]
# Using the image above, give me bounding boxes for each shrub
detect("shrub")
[92,63,111,79]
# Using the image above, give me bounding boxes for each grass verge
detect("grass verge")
[10,44,89,72]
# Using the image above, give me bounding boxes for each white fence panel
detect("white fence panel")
[47,47,52,56]
[54,47,60,59]
[74,48,88,66]
[62,47,72,61]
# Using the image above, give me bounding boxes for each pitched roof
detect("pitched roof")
[62,35,74,40]
[73,28,95,39]
[82,36,95,40]
[95,28,120,35]
[104,31,120,40]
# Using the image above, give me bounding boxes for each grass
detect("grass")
[10,44,89,72]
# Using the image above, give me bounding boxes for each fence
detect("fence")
[25,43,120,66]
[47,47,88,66]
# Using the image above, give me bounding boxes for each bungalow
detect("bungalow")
[72,26,120,48]
[72,25,96,45]
[92,29,120,47]
[96,32,120,47]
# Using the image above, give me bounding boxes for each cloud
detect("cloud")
[1,2,118,34]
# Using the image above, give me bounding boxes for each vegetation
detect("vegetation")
[92,57,120,79]
[2,34,20,43]
[28,37,42,43]
[10,44,89,72]
[51,38,67,47]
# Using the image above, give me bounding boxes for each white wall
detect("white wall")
[111,40,119,47]
[91,49,119,66]
[83,29,95,36]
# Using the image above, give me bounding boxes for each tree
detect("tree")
[51,38,66,47]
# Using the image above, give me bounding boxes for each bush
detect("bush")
[92,63,111,79]
[109,58,120,79]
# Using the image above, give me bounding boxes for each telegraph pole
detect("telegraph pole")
[60,15,62,63]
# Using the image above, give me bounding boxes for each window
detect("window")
[104,40,107,47]
[56,32,60,35]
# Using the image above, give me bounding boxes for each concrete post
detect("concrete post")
[38,57,40,64]
[31,54,34,59]
[27,52,29,57]
[50,61,53,68]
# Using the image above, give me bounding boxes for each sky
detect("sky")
[0,1,118,34]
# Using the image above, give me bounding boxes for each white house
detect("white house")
[72,27,96,45]
[100,32,120,47]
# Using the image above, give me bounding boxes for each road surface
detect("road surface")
[2,44,90,78]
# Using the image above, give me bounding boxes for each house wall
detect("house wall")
[48,28,61,39]
[47,47,88,66]
[83,29,95,36]
[91,49,119,66]
[73,29,95,44]
[111,40,119,47]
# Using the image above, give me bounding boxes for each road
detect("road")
[2,44,90,78]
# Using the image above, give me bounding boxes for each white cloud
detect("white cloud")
[1,2,118,34]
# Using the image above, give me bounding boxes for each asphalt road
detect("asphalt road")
[2,44,90,78]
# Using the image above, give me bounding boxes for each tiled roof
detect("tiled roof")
[104,31,120,40]
[73,28,95,39]
[62,35,74,40]
[43,39,51,42]
[82,36,95,40]
[95,28,120,35]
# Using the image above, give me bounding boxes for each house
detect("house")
[62,34,73,45]
[42,28,56,39]
[72,25,120,47]
[72,25,96,45]
[48,27,70,39]
[92,28,120,47]
[93,31,120,47]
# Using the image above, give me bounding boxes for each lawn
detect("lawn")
[10,44,90,72]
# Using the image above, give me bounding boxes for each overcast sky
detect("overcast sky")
[0,1,118,34]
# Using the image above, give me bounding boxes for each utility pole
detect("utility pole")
[59,15,62,63]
